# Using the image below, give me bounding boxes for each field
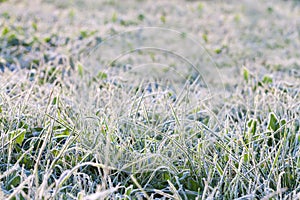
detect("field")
[0,0,300,199]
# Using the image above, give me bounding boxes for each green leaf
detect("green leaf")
[80,30,88,39]
[1,12,9,19]
[69,9,75,20]
[280,119,286,126]
[7,33,20,46]
[215,48,222,54]
[138,14,144,21]
[10,129,26,146]
[160,15,166,23]
[77,62,84,78]
[267,112,279,132]
[112,12,117,23]
[2,26,9,36]
[32,22,38,31]
[197,3,204,12]
[216,162,223,175]
[276,118,287,140]
[247,118,257,135]
[52,96,58,105]
[44,37,51,43]
[202,33,208,43]
[125,185,133,196]
[52,149,59,157]
[181,32,187,39]
[149,52,155,61]
[244,153,249,162]
[262,75,273,84]
[267,7,273,13]
[234,14,240,23]
[243,67,249,82]
[97,71,107,79]
[7,175,21,190]
[16,129,26,145]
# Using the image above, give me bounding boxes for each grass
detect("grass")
[1,0,300,199]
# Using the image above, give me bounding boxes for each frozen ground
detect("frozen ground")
[0,0,299,199]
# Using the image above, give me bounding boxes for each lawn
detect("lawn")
[0,0,299,199]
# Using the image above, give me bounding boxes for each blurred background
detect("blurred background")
[1,0,299,83]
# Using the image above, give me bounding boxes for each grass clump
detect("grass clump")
[1,57,299,199]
